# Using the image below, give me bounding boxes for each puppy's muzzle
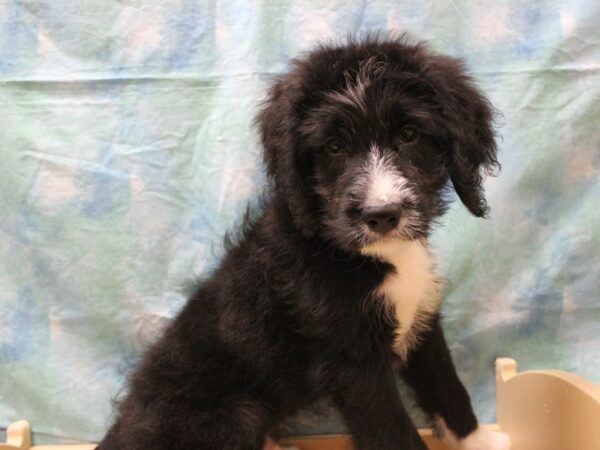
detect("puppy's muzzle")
[361,203,403,234]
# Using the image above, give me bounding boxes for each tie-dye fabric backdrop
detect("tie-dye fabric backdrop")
[1,0,599,444]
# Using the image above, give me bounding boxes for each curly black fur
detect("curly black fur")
[98,34,500,450]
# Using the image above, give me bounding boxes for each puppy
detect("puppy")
[98,34,511,450]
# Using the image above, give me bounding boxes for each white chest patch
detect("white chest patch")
[361,239,442,361]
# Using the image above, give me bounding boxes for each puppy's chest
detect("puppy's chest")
[362,240,442,361]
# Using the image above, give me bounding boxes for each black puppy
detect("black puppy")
[98,34,512,450]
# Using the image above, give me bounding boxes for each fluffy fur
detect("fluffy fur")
[98,34,510,450]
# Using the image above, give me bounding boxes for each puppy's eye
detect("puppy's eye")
[327,139,343,154]
[397,126,419,144]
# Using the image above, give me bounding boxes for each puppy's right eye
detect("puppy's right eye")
[396,126,420,145]
[327,139,343,154]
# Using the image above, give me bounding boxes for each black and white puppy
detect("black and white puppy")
[98,34,512,450]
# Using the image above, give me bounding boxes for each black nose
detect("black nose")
[361,204,403,234]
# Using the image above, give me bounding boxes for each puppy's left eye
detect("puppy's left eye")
[327,139,343,154]
[396,126,419,144]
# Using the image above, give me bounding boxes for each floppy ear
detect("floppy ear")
[428,55,500,217]
[254,73,319,236]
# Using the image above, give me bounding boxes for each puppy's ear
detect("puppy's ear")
[255,73,319,236]
[428,56,500,217]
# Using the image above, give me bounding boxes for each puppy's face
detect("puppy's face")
[304,61,449,249]
[258,36,498,252]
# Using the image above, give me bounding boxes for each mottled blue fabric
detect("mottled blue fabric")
[0,0,599,444]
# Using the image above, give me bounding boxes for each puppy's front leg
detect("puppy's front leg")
[400,315,511,450]
[333,362,428,450]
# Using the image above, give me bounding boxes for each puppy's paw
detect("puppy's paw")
[435,417,511,450]
[458,427,512,450]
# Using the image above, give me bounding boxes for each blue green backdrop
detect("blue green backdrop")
[1,0,599,444]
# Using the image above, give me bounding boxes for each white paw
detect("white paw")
[458,427,512,450]
[434,417,511,450]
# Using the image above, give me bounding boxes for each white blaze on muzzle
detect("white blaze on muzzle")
[364,145,415,208]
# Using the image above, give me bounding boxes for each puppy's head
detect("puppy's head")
[256,34,499,252]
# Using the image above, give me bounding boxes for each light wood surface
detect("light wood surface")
[0,421,501,450]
